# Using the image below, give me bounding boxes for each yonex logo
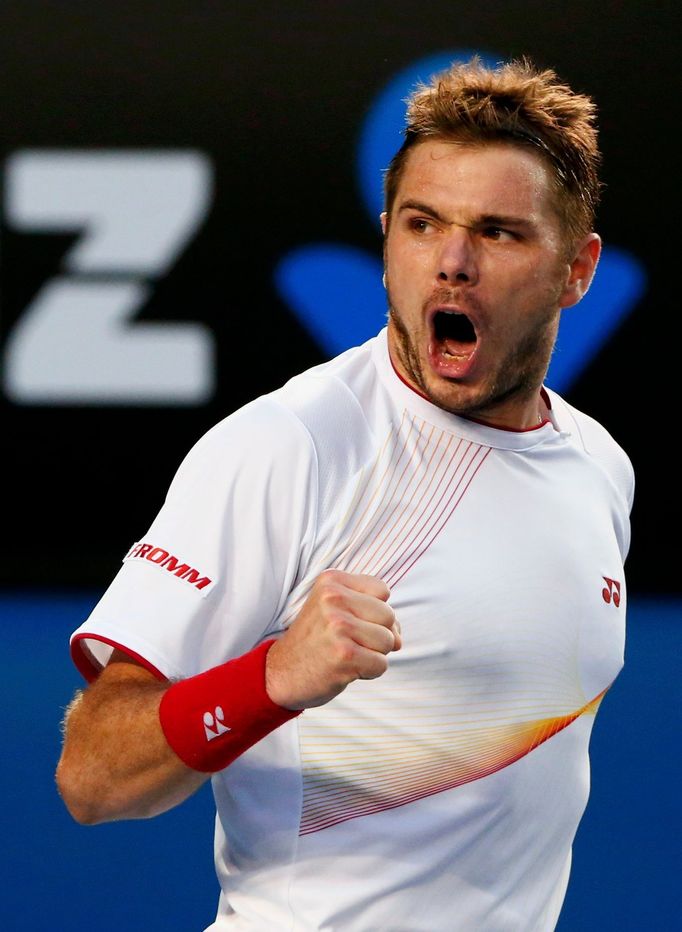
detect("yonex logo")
[602,577,621,606]
[204,706,231,742]
[124,541,214,594]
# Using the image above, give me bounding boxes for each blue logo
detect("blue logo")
[275,51,646,393]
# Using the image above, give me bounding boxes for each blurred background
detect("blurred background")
[1,2,679,929]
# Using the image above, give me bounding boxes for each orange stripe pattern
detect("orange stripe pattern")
[299,690,606,835]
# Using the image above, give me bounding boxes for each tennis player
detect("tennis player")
[57,57,633,931]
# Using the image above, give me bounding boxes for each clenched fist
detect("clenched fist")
[265,569,401,710]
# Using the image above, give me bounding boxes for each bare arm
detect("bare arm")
[56,653,208,825]
[57,570,400,825]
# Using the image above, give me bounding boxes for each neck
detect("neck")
[386,338,550,432]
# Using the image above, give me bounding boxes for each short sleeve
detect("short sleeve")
[70,397,319,681]
[547,389,634,561]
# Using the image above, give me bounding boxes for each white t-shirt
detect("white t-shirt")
[71,329,634,931]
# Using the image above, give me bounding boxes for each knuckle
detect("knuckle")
[318,568,344,587]
[382,629,396,654]
[327,614,352,639]
[318,582,346,608]
[333,640,358,668]
[371,604,394,630]
[382,604,397,625]
[369,576,390,600]
[371,627,393,655]
[361,654,389,679]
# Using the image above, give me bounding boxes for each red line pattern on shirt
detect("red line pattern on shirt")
[333,411,491,588]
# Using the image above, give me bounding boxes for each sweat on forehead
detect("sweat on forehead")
[389,140,564,242]
[383,57,601,242]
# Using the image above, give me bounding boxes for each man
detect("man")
[57,57,633,930]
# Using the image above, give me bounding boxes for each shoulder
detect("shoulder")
[168,336,385,505]
[166,394,319,503]
[271,339,382,477]
[547,389,635,511]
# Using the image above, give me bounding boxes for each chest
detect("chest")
[331,441,626,706]
[293,438,627,835]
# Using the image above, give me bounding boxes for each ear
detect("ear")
[559,233,602,309]
[380,213,388,288]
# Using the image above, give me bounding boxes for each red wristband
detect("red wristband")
[158,639,300,773]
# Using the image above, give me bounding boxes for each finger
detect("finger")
[391,618,402,652]
[343,589,397,628]
[319,569,390,602]
[344,615,397,655]
[351,644,390,680]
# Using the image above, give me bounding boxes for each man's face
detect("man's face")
[382,139,598,429]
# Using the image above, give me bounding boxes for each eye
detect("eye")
[408,217,437,235]
[482,226,517,243]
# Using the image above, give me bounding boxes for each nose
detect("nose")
[437,225,478,285]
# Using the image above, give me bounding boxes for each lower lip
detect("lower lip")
[427,340,479,380]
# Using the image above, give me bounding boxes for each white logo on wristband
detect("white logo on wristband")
[203,706,231,742]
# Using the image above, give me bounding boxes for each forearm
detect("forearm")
[57,570,398,825]
[56,664,208,825]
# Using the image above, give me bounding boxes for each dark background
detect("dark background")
[1,3,679,930]
[1,0,679,593]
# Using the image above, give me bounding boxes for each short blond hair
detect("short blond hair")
[384,57,601,242]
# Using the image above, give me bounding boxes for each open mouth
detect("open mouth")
[426,308,480,380]
[432,310,477,356]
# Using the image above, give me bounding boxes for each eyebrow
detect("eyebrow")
[477,213,535,230]
[398,199,535,231]
[398,200,447,222]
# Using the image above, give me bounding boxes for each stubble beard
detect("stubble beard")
[387,295,560,421]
